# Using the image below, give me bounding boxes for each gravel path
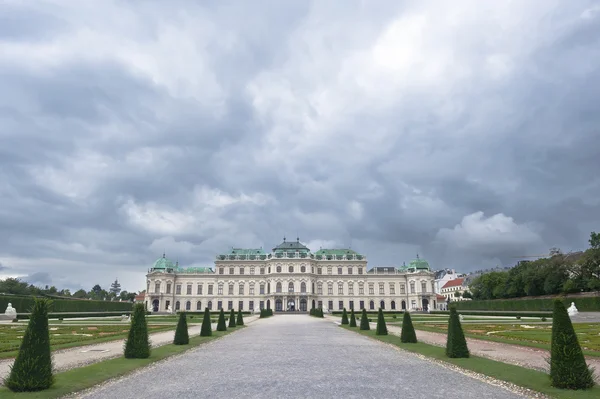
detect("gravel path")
[0,316,258,383]
[82,315,525,399]
[378,321,600,381]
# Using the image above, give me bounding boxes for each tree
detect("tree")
[173,312,189,345]
[445,306,469,358]
[236,309,244,326]
[454,291,462,298]
[124,303,151,358]
[200,308,212,337]
[360,308,370,330]
[549,300,594,389]
[349,308,357,327]
[341,308,349,325]
[400,311,417,343]
[228,309,237,328]
[72,289,88,298]
[375,308,388,335]
[216,308,227,331]
[5,298,54,392]
[462,291,473,299]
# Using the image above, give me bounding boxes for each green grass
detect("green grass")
[342,326,600,399]
[0,329,237,398]
[0,324,175,359]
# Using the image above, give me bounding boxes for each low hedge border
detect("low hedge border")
[454,296,600,312]
[430,310,552,317]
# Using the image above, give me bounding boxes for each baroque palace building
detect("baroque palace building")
[145,238,436,314]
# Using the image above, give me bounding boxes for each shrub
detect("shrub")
[400,311,417,343]
[392,314,397,319]
[124,303,151,359]
[200,307,212,337]
[541,317,547,322]
[0,296,133,314]
[445,306,469,358]
[216,309,227,331]
[173,312,189,345]
[349,309,357,327]
[549,300,595,389]
[516,316,521,319]
[5,298,54,392]
[236,309,244,326]
[375,308,388,335]
[341,308,349,325]
[228,309,237,328]
[360,308,370,330]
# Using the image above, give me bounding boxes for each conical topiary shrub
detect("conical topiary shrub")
[550,300,595,389]
[400,311,417,343]
[349,309,357,327]
[173,312,189,345]
[360,308,370,330]
[5,298,54,392]
[341,308,349,325]
[236,309,244,326]
[217,308,227,331]
[124,303,151,359]
[376,308,388,335]
[200,307,212,337]
[228,309,237,328]
[446,306,469,358]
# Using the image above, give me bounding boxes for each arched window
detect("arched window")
[155,282,160,293]
[175,301,181,310]
[208,301,213,310]
[338,282,343,294]
[301,282,306,293]
[288,282,294,292]
[369,300,375,310]
[410,281,415,293]
[301,266,306,273]
[338,267,342,275]
[276,266,282,273]
[380,300,385,310]
[391,301,396,310]
[421,281,427,293]
[276,282,282,293]
[289,266,294,273]
[196,301,202,310]
[186,301,191,311]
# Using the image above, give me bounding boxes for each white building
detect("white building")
[440,278,470,302]
[434,269,465,294]
[145,238,437,314]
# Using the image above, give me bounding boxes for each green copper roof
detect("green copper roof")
[151,254,175,270]
[407,255,430,271]
[228,248,266,255]
[176,267,213,273]
[272,238,310,253]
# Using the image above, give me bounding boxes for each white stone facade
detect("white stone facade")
[145,240,437,314]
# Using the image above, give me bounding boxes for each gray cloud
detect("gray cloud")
[1,0,600,292]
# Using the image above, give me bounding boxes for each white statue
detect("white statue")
[459,314,464,322]
[4,303,17,318]
[322,306,329,314]
[166,305,173,314]
[254,307,261,314]
[567,302,578,317]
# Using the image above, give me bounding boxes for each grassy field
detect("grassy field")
[0,322,175,359]
[342,326,600,399]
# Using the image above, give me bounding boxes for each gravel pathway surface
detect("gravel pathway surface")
[82,315,525,399]
[378,320,600,381]
[0,316,258,383]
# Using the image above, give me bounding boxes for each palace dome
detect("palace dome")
[408,255,430,271]
[151,254,175,271]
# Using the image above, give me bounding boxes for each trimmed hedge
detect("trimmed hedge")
[17,311,134,320]
[124,303,151,359]
[430,310,552,317]
[453,296,600,312]
[0,295,133,314]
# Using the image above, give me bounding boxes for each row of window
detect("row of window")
[217,265,365,275]
[158,298,423,312]
[150,280,434,295]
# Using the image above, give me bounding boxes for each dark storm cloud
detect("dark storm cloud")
[1,0,599,292]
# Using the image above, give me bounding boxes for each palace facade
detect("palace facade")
[145,238,437,313]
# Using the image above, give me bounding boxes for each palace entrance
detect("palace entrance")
[275,299,283,311]
[422,298,429,311]
[287,299,295,311]
[152,299,159,312]
[300,298,307,312]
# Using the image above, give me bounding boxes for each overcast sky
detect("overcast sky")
[1,0,599,293]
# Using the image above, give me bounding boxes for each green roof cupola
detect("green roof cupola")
[407,254,430,271]
[151,253,175,271]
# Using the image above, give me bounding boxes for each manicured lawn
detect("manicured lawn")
[0,328,237,398]
[0,323,175,359]
[342,326,600,399]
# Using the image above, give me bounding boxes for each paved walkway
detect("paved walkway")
[0,316,258,383]
[373,321,600,381]
[82,315,524,399]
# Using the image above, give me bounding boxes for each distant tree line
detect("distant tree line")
[0,278,138,302]
[470,232,600,300]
